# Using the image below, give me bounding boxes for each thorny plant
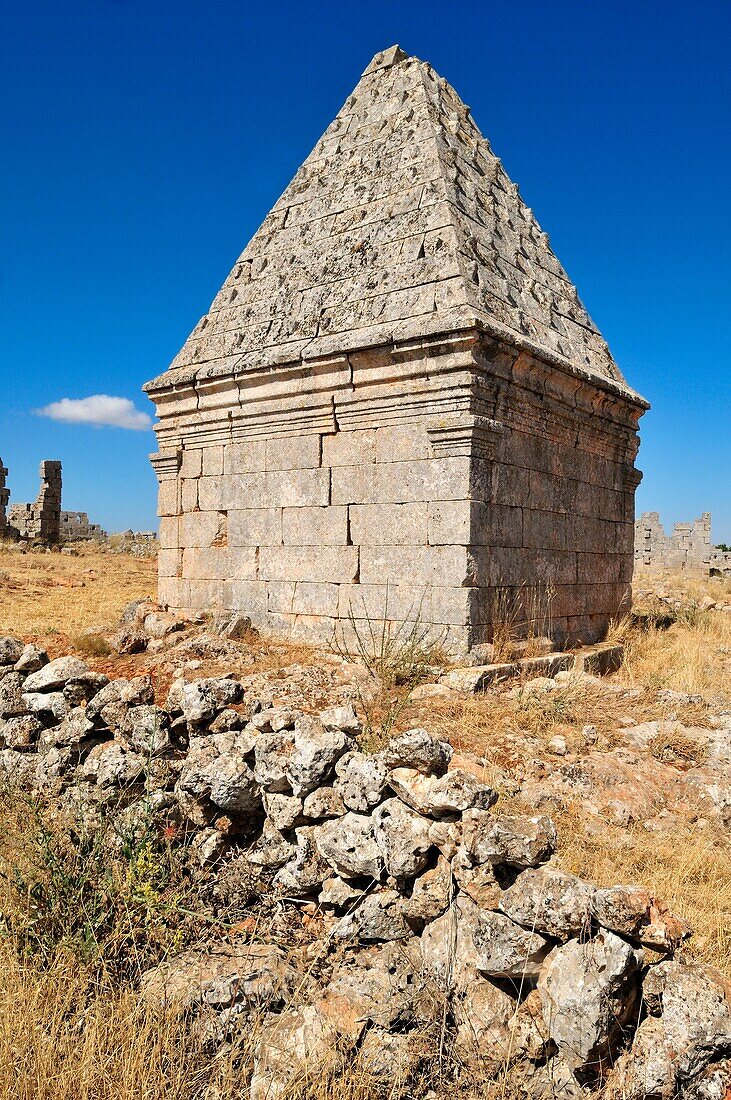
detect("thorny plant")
[330,585,448,751]
[489,582,556,662]
[0,774,192,980]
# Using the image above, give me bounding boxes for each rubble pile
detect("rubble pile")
[1,633,730,1100]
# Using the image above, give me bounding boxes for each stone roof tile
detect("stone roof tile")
[146,47,638,398]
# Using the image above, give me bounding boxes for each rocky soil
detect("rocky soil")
[1,590,731,1098]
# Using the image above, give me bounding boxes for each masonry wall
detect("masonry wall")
[634,512,712,573]
[152,335,642,656]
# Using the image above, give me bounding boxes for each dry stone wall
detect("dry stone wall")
[1,636,729,1099]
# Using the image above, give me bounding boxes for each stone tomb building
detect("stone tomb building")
[145,46,648,656]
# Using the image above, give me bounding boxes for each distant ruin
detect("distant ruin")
[59,511,106,542]
[0,459,9,538]
[8,460,62,542]
[635,512,731,575]
[0,459,107,545]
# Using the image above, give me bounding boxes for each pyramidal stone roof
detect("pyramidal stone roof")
[147,45,639,399]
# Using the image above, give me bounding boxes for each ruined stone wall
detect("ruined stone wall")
[0,459,8,537]
[59,511,106,542]
[8,461,62,543]
[634,512,714,573]
[152,333,641,655]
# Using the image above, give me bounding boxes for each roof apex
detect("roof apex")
[362,44,409,75]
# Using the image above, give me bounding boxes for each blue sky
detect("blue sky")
[1,0,729,540]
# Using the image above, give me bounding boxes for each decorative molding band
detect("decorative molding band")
[149,450,182,480]
[427,415,506,459]
[621,467,644,491]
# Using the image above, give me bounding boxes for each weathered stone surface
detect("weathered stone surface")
[500,867,595,940]
[0,713,42,750]
[141,942,294,1011]
[262,791,303,830]
[302,785,346,820]
[14,644,48,673]
[250,1005,339,1100]
[402,855,452,923]
[471,909,552,978]
[316,811,384,879]
[143,611,184,639]
[253,728,295,792]
[286,714,353,796]
[462,812,557,868]
[82,743,146,788]
[538,931,643,1073]
[0,673,27,718]
[453,975,517,1065]
[420,896,483,989]
[22,691,69,722]
[606,962,731,1099]
[592,884,692,951]
[333,888,411,942]
[123,704,173,757]
[334,751,388,811]
[273,825,330,895]
[320,940,423,1037]
[382,728,453,776]
[177,732,261,815]
[388,766,497,817]
[0,638,23,666]
[24,656,97,693]
[372,797,433,879]
[179,676,243,725]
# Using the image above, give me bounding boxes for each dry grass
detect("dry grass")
[554,807,731,977]
[0,951,224,1100]
[0,543,156,644]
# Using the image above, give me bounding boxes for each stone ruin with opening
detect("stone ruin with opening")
[8,461,62,543]
[144,46,649,657]
[635,512,731,576]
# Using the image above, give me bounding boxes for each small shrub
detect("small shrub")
[72,632,112,657]
[0,784,190,978]
[649,729,707,767]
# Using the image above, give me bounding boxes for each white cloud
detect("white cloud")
[35,395,153,431]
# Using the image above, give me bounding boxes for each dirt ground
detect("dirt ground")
[0,543,156,645]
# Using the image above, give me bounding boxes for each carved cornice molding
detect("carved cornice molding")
[149,450,182,481]
[427,415,506,459]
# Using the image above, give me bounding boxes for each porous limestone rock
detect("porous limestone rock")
[316,811,385,879]
[387,766,497,817]
[471,908,552,978]
[382,728,453,776]
[592,884,692,951]
[500,867,596,940]
[538,930,643,1073]
[462,811,557,868]
[372,797,433,879]
[333,888,411,942]
[334,750,388,811]
[24,656,99,693]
